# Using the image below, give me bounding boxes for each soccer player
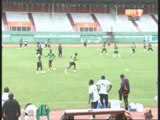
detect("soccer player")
[96,75,112,108]
[147,42,154,52]
[113,43,121,58]
[24,39,28,48]
[45,49,56,71]
[65,53,78,73]
[100,42,107,55]
[131,42,136,54]
[83,39,87,47]
[36,53,45,74]
[119,74,130,110]
[45,40,48,48]
[36,42,43,56]
[143,40,147,51]
[19,38,23,48]
[88,79,100,119]
[58,44,63,58]
[47,39,51,48]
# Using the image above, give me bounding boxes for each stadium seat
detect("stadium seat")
[36,104,50,120]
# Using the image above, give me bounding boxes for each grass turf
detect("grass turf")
[2,45,158,109]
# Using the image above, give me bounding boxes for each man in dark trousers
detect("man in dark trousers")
[45,49,56,71]
[65,53,78,74]
[58,44,63,58]
[96,75,112,108]
[36,53,45,74]
[131,42,136,55]
[19,38,23,48]
[147,42,154,52]
[100,42,107,55]
[2,93,21,120]
[119,74,130,110]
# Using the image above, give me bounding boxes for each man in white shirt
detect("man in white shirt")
[96,75,112,108]
[88,79,100,119]
[2,87,16,107]
[2,87,10,106]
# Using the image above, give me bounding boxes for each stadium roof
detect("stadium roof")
[2,0,158,5]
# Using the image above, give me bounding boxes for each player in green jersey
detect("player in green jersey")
[113,43,121,58]
[147,43,154,52]
[143,40,147,51]
[100,42,107,55]
[131,42,136,54]
[45,49,56,71]
[65,53,78,73]
[36,54,45,74]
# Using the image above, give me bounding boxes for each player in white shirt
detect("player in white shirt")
[96,75,112,108]
[88,79,100,119]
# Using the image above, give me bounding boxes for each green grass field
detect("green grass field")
[2,45,158,110]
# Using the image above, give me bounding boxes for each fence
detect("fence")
[2,31,157,44]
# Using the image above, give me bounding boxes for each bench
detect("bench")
[60,108,126,120]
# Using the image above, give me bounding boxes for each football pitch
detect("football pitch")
[2,44,158,109]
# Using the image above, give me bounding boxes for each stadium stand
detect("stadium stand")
[2,12,8,31]
[6,11,29,22]
[32,12,54,32]
[51,13,73,32]
[71,13,94,23]
[150,14,158,25]
[32,12,73,32]
[116,15,138,32]
[136,15,157,32]
[28,13,36,31]
[94,13,115,32]
[2,20,5,31]
[2,11,158,32]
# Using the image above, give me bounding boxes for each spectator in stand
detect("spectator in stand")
[2,93,21,120]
